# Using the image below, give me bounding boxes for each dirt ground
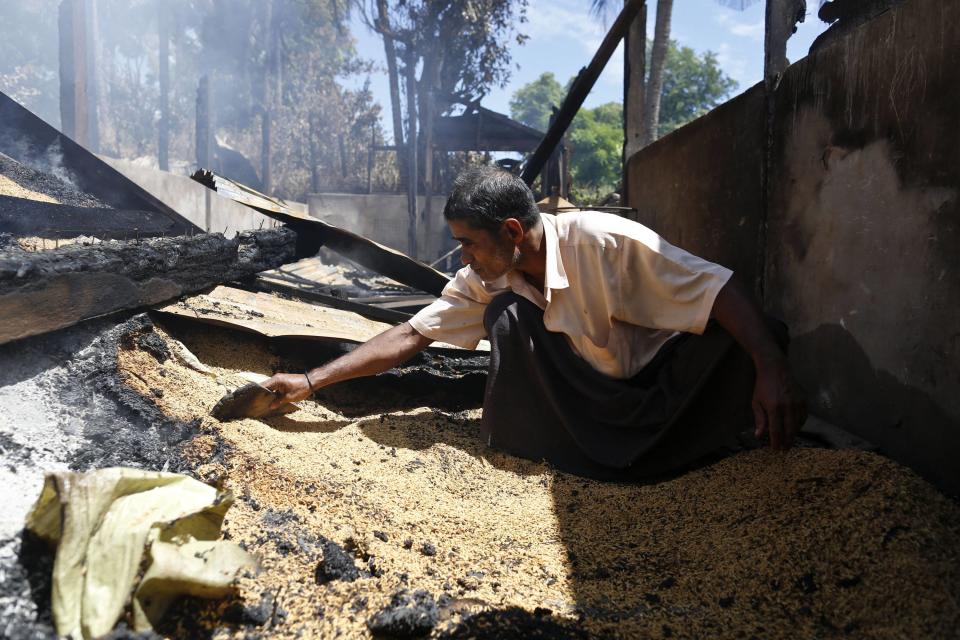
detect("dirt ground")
[104,314,960,639]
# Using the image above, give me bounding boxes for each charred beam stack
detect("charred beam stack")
[0,227,296,345]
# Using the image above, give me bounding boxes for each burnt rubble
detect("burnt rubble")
[0,227,296,345]
[367,589,438,638]
[0,314,203,638]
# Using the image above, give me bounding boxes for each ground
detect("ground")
[1,310,960,639]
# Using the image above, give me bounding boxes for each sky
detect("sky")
[345,0,829,141]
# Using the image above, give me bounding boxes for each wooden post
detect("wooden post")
[58,0,82,143]
[261,111,272,193]
[404,50,419,258]
[338,134,348,179]
[542,111,556,196]
[85,0,99,153]
[157,0,169,171]
[196,75,212,169]
[622,0,646,206]
[367,122,376,194]
[376,0,406,185]
[310,115,320,193]
[260,0,278,195]
[59,0,99,150]
[420,54,441,260]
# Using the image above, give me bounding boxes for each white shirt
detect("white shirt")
[409,211,732,379]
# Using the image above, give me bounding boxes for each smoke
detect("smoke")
[0,130,82,191]
[41,140,82,189]
[1,0,390,203]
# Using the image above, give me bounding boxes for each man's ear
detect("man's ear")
[502,218,525,244]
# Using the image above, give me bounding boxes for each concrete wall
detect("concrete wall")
[628,85,767,289]
[626,0,960,493]
[308,192,452,262]
[102,159,452,263]
[101,158,306,238]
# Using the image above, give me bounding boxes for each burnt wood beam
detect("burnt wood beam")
[520,0,645,186]
[249,276,414,324]
[191,169,450,296]
[0,227,296,346]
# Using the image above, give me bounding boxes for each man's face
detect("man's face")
[448,218,520,281]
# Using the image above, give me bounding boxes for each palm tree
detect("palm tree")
[592,0,763,151]
[640,0,673,147]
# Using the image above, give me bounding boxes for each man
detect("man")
[264,167,806,479]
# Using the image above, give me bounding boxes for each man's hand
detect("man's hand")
[751,358,807,451]
[710,278,808,451]
[261,321,434,412]
[263,373,315,410]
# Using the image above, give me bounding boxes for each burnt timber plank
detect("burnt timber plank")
[0,89,201,235]
[351,293,437,310]
[0,195,177,239]
[250,276,414,324]
[191,169,450,297]
[154,285,484,353]
[0,227,295,345]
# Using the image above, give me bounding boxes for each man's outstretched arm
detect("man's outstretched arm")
[263,321,434,408]
[710,278,807,451]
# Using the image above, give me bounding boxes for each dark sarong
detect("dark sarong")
[480,292,786,480]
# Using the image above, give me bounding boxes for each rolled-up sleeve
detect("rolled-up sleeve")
[409,268,491,349]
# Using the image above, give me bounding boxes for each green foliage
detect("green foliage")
[434,0,530,105]
[657,41,738,138]
[361,0,528,112]
[508,74,624,201]
[508,71,563,132]
[509,39,738,204]
[568,102,623,200]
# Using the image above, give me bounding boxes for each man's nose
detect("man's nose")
[460,250,472,266]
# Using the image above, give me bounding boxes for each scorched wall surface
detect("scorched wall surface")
[626,0,960,493]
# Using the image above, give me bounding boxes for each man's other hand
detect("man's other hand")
[752,358,807,451]
[263,373,314,410]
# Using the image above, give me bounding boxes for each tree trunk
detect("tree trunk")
[376,0,406,185]
[367,122,376,194]
[338,134,348,179]
[764,0,805,90]
[157,0,169,171]
[404,49,419,258]
[59,0,93,148]
[309,115,320,193]
[195,75,212,169]
[261,0,281,194]
[641,0,672,146]
[419,49,443,260]
[85,0,100,153]
[261,112,271,192]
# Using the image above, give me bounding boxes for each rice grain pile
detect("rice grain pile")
[115,318,960,639]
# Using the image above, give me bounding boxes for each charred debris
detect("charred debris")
[0,88,487,637]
